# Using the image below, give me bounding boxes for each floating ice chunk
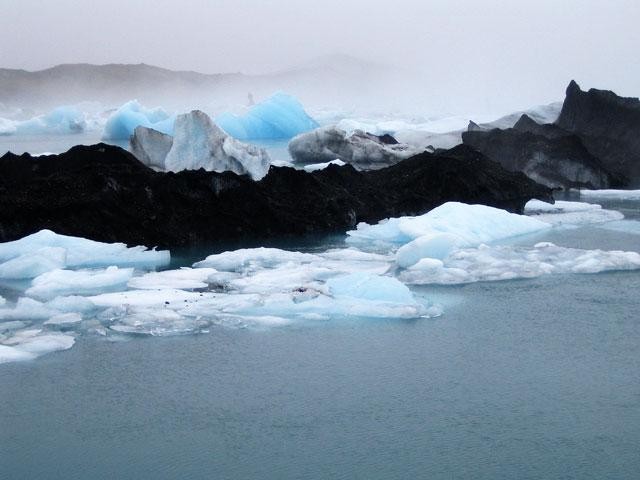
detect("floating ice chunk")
[161,110,271,180]
[0,345,36,363]
[44,312,83,326]
[525,200,600,213]
[26,267,134,300]
[578,189,640,201]
[348,202,551,248]
[46,296,96,314]
[88,289,204,308]
[598,220,640,235]
[525,200,623,225]
[289,125,423,170]
[0,297,57,321]
[9,106,87,135]
[128,268,218,290]
[102,100,174,140]
[1,328,75,358]
[396,233,465,268]
[399,242,640,285]
[0,230,170,269]
[194,247,320,272]
[0,247,66,279]
[130,125,173,170]
[216,92,318,140]
[326,272,414,304]
[302,159,346,172]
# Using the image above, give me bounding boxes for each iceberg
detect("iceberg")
[129,111,272,180]
[0,106,87,136]
[130,126,173,170]
[0,230,170,272]
[348,202,550,247]
[302,159,346,172]
[399,242,640,285]
[288,125,424,169]
[216,92,318,140]
[102,100,174,140]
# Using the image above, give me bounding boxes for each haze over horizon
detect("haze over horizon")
[1,0,639,115]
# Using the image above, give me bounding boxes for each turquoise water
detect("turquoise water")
[1,197,640,479]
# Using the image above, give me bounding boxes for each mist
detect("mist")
[1,0,639,116]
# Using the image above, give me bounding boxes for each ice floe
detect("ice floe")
[524,200,624,225]
[1,199,639,365]
[0,230,169,273]
[578,189,640,201]
[399,242,640,285]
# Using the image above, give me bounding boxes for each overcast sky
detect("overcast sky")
[1,0,639,111]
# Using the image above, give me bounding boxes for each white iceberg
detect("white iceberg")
[216,92,318,140]
[399,242,640,285]
[130,110,272,180]
[26,267,134,300]
[102,100,174,140]
[0,247,66,279]
[0,230,170,271]
[130,126,173,170]
[0,329,75,364]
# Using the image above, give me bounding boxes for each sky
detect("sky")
[1,0,639,113]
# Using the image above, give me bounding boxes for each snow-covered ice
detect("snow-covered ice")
[216,92,319,140]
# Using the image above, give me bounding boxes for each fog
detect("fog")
[1,0,639,116]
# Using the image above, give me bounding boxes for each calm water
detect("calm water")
[1,185,640,478]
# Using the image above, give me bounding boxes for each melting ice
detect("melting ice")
[1,200,639,365]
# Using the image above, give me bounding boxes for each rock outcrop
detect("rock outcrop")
[556,80,640,185]
[461,80,640,189]
[462,117,619,189]
[0,144,552,249]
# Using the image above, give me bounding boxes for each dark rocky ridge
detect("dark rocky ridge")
[0,144,551,249]
[462,120,620,190]
[462,80,640,189]
[556,80,640,185]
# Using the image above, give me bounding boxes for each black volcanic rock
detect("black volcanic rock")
[556,80,640,186]
[0,144,551,249]
[462,122,620,190]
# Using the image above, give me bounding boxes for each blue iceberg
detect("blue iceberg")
[0,106,87,136]
[102,100,175,140]
[216,92,318,140]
